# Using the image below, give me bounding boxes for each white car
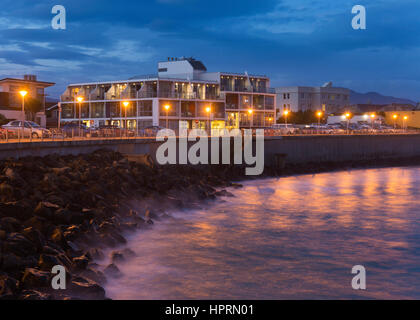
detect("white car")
[1,120,51,138]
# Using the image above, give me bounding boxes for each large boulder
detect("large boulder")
[3,233,37,257]
[21,268,51,288]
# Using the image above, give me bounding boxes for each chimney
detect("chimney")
[24,74,37,81]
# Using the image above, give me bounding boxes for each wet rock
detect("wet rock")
[110,252,125,264]
[21,268,51,288]
[34,201,60,219]
[0,217,21,233]
[79,268,107,285]
[70,277,106,300]
[0,274,19,299]
[87,248,104,260]
[22,227,45,251]
[2,253,37,270]
[38,254,62,271]
[20,290,52,300]
[73,255,89,270]
[4,233,37,257]
[104,264,122,278]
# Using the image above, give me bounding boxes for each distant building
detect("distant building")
[345,103,416,114]
[0,75,55,126]
[384,111,420,129]
[275,82,350,117]
[60,57,276,130]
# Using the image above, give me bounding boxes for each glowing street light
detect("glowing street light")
[19,90,28,138]
[344,113,351,133]
[392,114,398,129]
[76,96,84,137]
[247,109,254,128]
[370,113,376,130]
[316,111,323,131]
[206,106,212,134]
[284,110,289,128]
[122,101,130,135]
[164,104,170,129]
[403,115,408,131]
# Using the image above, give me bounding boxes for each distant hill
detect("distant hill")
[350,90,416,105]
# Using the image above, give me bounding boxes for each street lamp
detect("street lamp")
[283,110,289,128]
[123,101,129,136]
[206,106,212,134]
[76,96,84,137]
[403,116,408,131]
[345,113,351,133]
[164,104,170,129]
[370,113,376,130]
[392,114,398,129]
[19,90,28,138]
[316,111,323,131]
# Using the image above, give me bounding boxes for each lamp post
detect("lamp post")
[403,116,408,132]
[283,110,289,129]
[370,114,375,131]
[316,111,323,133]
[345,113,351,134]
[392,114,398,130]
[123,101,129,137]
[19,90,28,139]
[164,104,170,129]
[77,96,84,137]
[248,109,254,130]
[206,106,212,135]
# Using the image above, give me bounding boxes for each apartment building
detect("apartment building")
[0,75,54,126]
[60,57,276,130]
[276,82,350,117]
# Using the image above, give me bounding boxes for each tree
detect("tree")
[24,97,43,121]
[0,113,8,126]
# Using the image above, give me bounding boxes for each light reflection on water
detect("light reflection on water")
[105,167,420,299]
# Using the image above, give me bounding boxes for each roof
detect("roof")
[0,78,55,87]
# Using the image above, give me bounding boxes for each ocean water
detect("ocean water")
[105,167,420,299]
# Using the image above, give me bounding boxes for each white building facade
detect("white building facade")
[60,58,276,130]
[276,82,350,117]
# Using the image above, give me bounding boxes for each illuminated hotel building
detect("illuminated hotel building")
[60,57,276,130]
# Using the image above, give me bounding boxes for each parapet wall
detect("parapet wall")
[1,135,420,167]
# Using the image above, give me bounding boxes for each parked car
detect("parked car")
[1,120,51,138]
[61,123,98,137]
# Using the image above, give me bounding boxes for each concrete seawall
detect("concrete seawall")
[1,135,420,166]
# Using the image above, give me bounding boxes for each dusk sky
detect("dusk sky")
[1,0,419,101]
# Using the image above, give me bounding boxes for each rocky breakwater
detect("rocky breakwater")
[0,150,243,300]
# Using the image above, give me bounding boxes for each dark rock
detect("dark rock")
[110,252,125,264]
[70,278,106,300]
[0,217,21,233]
[87,248,104,260]
[104,264,122,278]
[4,233,37,256]
[38,254,62,271]
[20,290,52,300]
[0,274,19,299]
[73,255,89,270]
[34,201,59,219]
[22,227,45,251]
[79,268,107,285]
[21,268,51,288]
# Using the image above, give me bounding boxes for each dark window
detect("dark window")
[158,68,168,72]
